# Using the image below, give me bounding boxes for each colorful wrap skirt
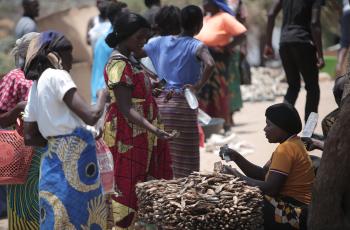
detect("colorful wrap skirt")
[39,128,106,229]
[7,147,46,230]
[228,51,243,112]
[155,90,200,178]
[264,195,308,230]
[198,49,231,123]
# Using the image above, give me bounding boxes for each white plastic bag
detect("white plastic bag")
[96,139,115,194]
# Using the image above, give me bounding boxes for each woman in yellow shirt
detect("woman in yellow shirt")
[221,103,315,230]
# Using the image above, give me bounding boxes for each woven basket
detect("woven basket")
[0,129,34,184]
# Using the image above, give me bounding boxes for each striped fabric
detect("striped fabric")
[7,147,46,230]
[156,91,199,178]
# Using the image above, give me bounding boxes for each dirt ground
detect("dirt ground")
[0,78,337,229]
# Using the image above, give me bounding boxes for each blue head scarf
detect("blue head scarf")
[208,0,235,16]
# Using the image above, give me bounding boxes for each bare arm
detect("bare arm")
[0,102,26,128]
[63,88,107,126]
[192,45,215,91]
[220,147,268,180]
[114,85,172,139]
[264,0,282,58]
[24,121,47,147]
[231,169,287,196]
[311,6,325,68]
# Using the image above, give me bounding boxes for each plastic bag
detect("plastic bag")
[0,129,34,184]
[96,139,115,194]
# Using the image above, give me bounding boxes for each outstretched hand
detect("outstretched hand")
[155,129,180,140]
[221,165,242,178]
[302,137,324,151]
[219,146,239,162]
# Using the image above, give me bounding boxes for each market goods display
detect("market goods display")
[136,171,264,230]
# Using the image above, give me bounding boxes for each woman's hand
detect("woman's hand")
[183,84,198,94]
[219,146,240,162]
[155,129,179,140]
[96,88,109,102]
[302,137,324,151]
[15,101,27,111]
[222,165,242,178]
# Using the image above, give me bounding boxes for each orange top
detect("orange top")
[266,136,315,204]
[195,12,247,47]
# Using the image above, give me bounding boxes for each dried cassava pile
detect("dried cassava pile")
[136,172,263,230]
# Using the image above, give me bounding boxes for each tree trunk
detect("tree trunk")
[308,93,350,229]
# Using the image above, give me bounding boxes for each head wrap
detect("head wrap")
[24,30,72,80]
[11,32,39,68]
[208,0,235,16]
[265,103,302,135]
[105,13,150,48]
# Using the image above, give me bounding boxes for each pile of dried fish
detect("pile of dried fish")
[136,172,263,229]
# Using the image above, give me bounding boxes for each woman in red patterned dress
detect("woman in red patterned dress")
[102,13,174,229]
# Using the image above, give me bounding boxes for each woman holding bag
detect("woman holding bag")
[0,32,43,229]
[23,31,108,229]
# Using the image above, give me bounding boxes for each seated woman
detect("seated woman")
[220,103,315,230]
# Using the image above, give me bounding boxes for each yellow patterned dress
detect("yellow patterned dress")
[103,52,173,229]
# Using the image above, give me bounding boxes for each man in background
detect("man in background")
[264,0,325,122]
[336,0,350,76]
[143,0,161,27]
[15,0,39,39]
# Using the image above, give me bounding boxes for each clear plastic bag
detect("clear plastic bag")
[96,139,115,194]
[184,88,199,109]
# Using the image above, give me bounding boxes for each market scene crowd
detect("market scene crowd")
[0,0,349,229]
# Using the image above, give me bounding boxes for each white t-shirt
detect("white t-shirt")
[24,68,84,138]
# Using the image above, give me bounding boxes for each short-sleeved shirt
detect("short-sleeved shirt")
[15,16,37,39]
[24,68,84,138]
[280,0,324,44]
[0,69,32,112]
[195,12,247,47]
[266,136,315,204]
[144,36,203,89]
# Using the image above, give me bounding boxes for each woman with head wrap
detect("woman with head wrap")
[23,31,108,229]
[0,32,43,229]
[0,32,38,127]
[220,103,315,229]
[103,13,174,228]
[195,0,247,130]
